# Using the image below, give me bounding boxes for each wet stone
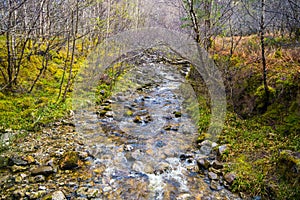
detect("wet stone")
[208,172,218,180]
[197,158,210,169]
[9,157,28,166]
[59,151,80,170]
[13,189,25,199]
[76,187,100,198]
[31,166,54,176]
[210,180,222,191]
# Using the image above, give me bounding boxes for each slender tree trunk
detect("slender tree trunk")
[106,0,111,40]
[260,0,269,112]
[62,0,80,102]
[57,36,70,103]
[187,0,201,44]
[203,0,212,50]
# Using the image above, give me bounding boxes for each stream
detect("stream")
[0,53,241,199]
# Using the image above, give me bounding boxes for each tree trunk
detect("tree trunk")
[203,0,212,50]
[260,0,269,112]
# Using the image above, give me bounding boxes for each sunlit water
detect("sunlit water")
[75,58,239,199]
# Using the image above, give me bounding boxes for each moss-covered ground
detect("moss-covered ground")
[194,35,300,199]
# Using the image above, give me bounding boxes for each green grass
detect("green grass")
[202,35,300,199]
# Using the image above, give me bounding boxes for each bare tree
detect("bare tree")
[260,0,269,112]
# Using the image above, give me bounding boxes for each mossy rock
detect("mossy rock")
[277,150,300,180]
[197,133,212,143]
[59,151,81,170]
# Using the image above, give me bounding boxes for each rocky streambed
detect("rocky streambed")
[0,53,241,199]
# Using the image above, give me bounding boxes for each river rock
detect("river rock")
[197,158,210,169]
[210,180,222,191]
[163,124,179,131]
[9,157,28,166]
[59,151,81,170]
[208,172,218,180]
[199,140,213,155]
[31,166,54,176]
[224,172,236,185]
[209,167,222,175]
[51,191,67,200]
[212,161,223,169]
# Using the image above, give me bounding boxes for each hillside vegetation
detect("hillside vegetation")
[193,35,300,199]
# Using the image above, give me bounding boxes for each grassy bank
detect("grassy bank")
[194,35,300,199]
[0,39,87,131]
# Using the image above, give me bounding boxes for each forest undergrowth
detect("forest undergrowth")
[195,35,300,199]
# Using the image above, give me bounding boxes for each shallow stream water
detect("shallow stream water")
[74,55,240,199]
